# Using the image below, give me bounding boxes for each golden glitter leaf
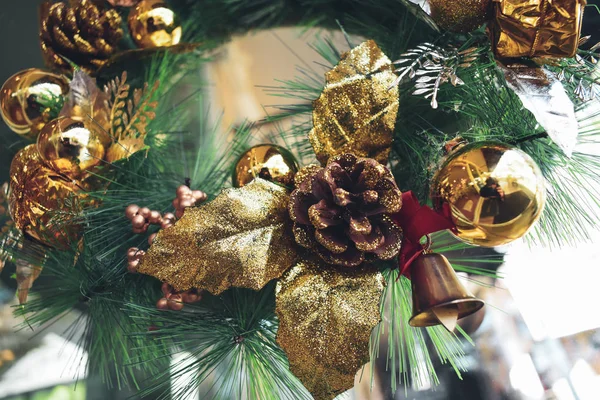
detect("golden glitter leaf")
[275,258,385,400]
[138,179,298,294]
[309,40,399,166]
[104,72,159,162]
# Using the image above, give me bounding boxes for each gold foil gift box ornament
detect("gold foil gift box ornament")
[492,0,586,59]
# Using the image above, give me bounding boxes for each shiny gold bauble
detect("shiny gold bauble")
[0,69,69,139]
[128,0,182,48]
[8,145,82,248]
[431,142,546,247]
[233,144,299,188]
[428,0,492,32]
[37,117,107,178]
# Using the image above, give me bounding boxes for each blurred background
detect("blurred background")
[2,2,600,400]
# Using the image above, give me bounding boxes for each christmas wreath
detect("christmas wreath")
[0,0,597,399]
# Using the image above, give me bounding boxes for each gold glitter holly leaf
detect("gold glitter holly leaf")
[137,179,298,294]
[309,40,399,166]
[276,258,385,400]
[104,72,159,162]
[392,43,479,109]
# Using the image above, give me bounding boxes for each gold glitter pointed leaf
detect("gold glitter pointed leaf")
[275,258,385,400]
[309,40,399,165]
[138,179,298,294]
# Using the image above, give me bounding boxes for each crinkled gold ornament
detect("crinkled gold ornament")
[8,145,83,248]
[492,0,586,59]
[138,179,298,294]
[309,40,399,166]
[275,258,385,400]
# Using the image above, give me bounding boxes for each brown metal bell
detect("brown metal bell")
[409,252,484,332]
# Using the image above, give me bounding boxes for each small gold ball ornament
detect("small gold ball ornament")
[233,144,299,188]
[8,145,82,248]
[37,117,107,178]
[0,69,69,139]
[128,0,182,48]
[428,0,492,33]
[430,142,546,247]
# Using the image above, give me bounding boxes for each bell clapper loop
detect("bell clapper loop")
[422,234,432,254]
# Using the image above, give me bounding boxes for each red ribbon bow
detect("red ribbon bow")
[393,191,455,277]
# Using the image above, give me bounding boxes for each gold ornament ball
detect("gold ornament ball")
[0,69,69,139]
[8,144,82,248]
[428,0,492,32]
[128,0,182,48]
[37,117,107,178]
[233,144,299,188]
[430,141,546,247]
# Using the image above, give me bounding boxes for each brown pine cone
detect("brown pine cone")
[40,0,124,74]
[289,153,403,267]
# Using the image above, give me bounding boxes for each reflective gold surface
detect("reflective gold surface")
[37,117,106,178]
[429,0,491,32]
[0,69,69,139]
[128,0,182,48]
[8,145,82,248]
[309,40,398,165]
[275,258,384,400]
[138,179,297,294]
[431,142,546,247]
[492,0,586,58]
[232,144,299,187]
[409,253,484,331]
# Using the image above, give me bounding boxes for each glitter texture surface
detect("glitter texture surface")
[275,258,385,400]
[137,179,298,294]
[429,0,491,32]
[309,40,399,166]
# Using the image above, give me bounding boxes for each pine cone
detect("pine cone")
[289,153,403,267]
[40,0,123,74]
